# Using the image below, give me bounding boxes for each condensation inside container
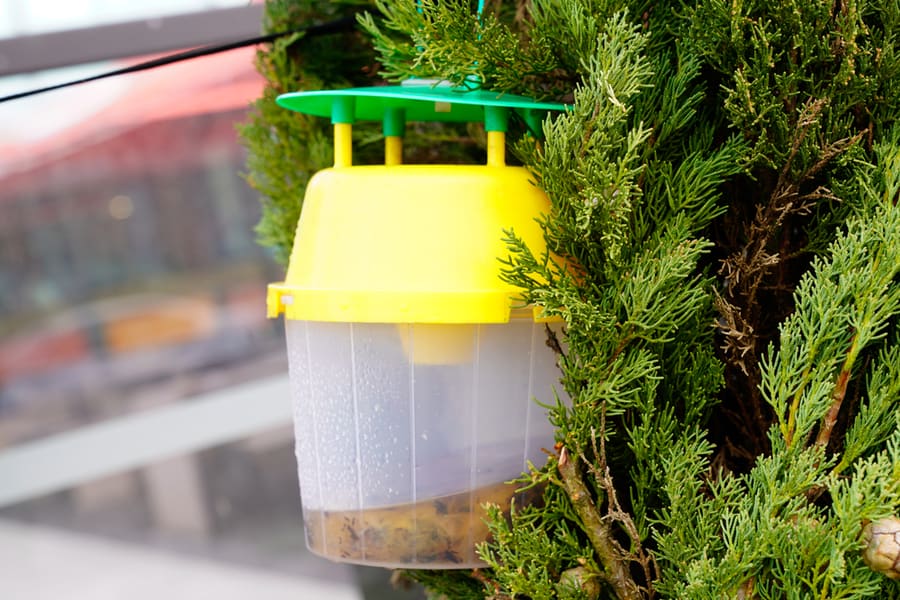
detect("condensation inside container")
[284,318,566,566]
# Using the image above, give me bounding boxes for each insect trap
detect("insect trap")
[267,84,568,568]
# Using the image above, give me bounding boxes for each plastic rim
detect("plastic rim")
[276,85,568,131]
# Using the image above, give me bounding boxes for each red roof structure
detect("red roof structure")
[0,46,265,195]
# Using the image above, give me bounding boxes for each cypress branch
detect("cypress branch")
[558,447,642,600]
[245,1,900,597]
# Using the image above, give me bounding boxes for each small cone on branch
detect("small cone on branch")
[863,516,900,580]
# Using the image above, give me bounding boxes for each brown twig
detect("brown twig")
[585,417,657,598]
[815,332,860,449]
[545,323,566,356]
[469,568,507,598]
[583,452,659,597]
[713,107,865,466]
[732,576,757,599]
[558,447,643,600]
[775,98,828,192]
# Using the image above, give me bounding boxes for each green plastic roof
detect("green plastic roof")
[276,84,568,130]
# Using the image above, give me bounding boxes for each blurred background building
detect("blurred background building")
[0,2,422,598]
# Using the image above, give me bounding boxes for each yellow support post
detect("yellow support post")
[333,123,353,167]
[486,130,505,167]
[385,135,403,166]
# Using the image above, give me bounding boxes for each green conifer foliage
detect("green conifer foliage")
[239,0,377,265]
[243,1,900,597]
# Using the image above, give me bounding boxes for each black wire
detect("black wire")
[0,15,358,104]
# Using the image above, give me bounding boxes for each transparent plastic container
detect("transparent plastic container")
[285,316,563,568]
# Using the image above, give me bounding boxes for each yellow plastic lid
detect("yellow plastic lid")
[267,164,552,324]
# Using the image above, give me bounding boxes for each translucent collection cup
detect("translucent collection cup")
[285,317,563,568]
